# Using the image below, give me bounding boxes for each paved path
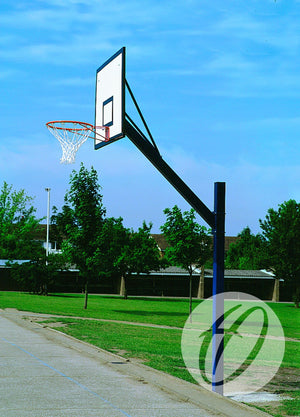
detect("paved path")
[0,310,270,417]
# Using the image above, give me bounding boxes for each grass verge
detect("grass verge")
[1,292,299,416]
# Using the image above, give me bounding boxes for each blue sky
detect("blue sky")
[0,0,299,235]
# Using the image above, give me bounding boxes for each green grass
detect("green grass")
[266,302,300,340]
[279,391,300,416]
[254,392,300,417]
[1,291,299,416]
[1,292,299,334]
[0,291,195,327]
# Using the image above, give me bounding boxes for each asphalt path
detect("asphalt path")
[0,310,271,417]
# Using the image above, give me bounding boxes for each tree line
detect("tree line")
[225,199,300,307]
[0,164,299,308]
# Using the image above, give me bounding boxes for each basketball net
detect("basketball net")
[46,120,109,164]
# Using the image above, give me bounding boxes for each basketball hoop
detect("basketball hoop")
[46,120,109,164]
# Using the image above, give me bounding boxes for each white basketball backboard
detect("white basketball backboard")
[95,47,125,149]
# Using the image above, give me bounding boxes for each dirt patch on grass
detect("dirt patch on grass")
[243,369,300,417]
[42,321,69,328]
[265,367,300,393]
[25,317,69,328]
[109,348,130,357]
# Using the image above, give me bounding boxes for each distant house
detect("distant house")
[0,260,285,301]
[204,269,281,301]
[1,227,284,301]
[148,235,281,300]
[126,266,281,301]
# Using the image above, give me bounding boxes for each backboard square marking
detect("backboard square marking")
[103,96,113,127]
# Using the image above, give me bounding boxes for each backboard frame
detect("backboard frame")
[94,47,126,149]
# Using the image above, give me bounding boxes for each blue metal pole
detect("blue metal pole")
[212,182,225,395]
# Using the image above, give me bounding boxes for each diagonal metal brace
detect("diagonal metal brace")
[124,119,215,228]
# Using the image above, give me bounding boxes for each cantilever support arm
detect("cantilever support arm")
[124,119,215,228]
[124,117,225,395]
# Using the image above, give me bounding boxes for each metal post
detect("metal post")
[212,182,225,394]
[45,188,51,257]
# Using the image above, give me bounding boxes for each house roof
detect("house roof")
[151,266,201,276]
[0,259,30,268]
[36,226,239,254]
[150,234,239,253]
[151,234,170,251]
[145,266,279,280]
[204,269,278,280]
[224,236,240,252]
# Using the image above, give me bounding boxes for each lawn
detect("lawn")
[0,292,299,416]
[0,292,193,327]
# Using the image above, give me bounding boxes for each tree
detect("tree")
[225,226,266,270]
[160,205,212,317]
[117,221,163,299]
[95,220,163,299]
[0,181,42,260]
[92,216,130,294]
[9,253,66,294]
[259,200,300,307]
[52,164,106,309]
